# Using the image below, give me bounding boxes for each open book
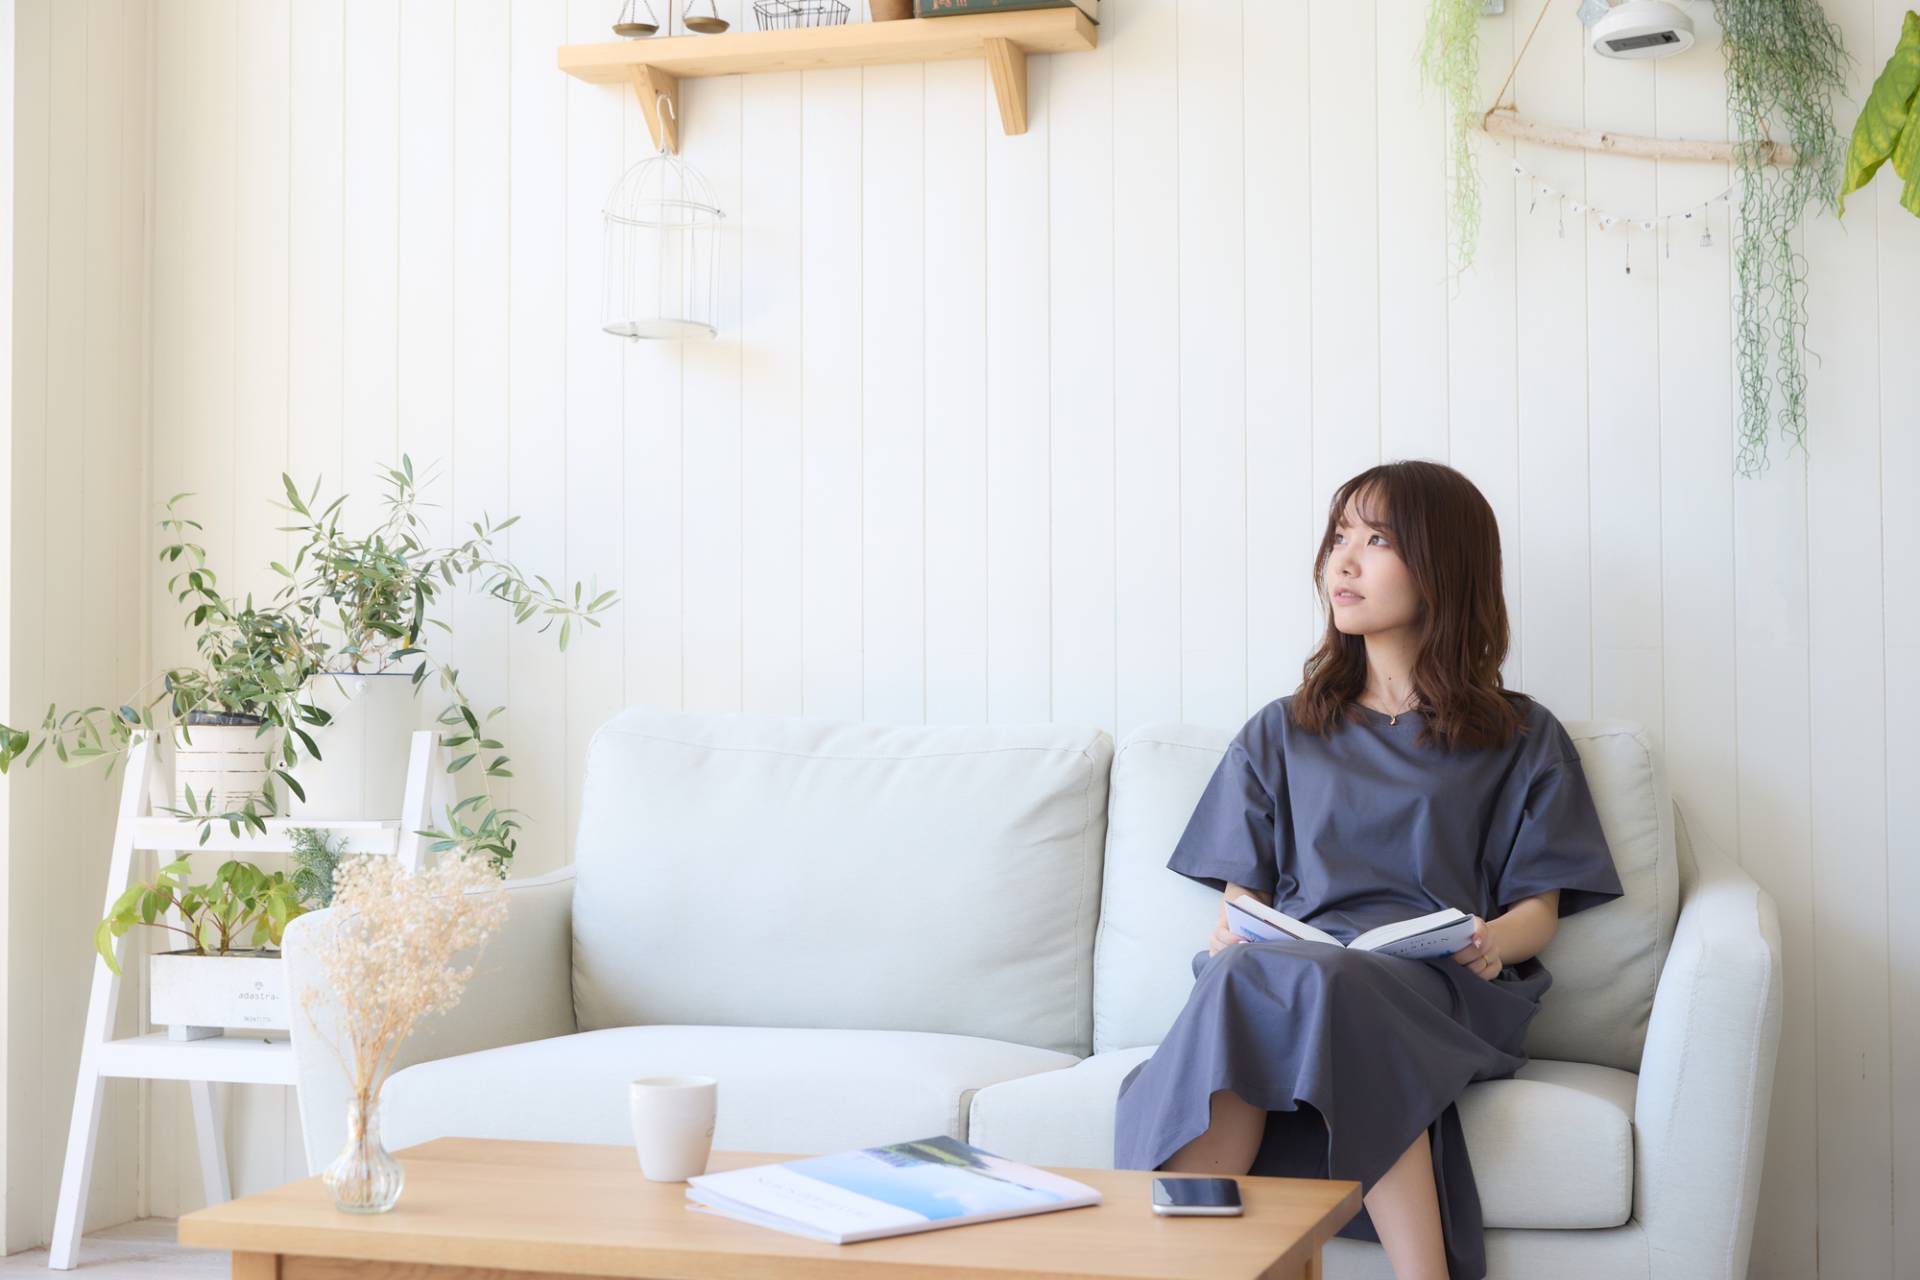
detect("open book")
[684,1134,1102,1245]
[1226,895,1477,960]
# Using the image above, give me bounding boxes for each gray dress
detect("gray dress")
[1112,692,1625,1280]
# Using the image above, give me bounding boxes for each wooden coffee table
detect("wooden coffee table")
[178,1136,1361,1279]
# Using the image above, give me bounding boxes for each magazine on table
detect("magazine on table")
[1226,894,1477,960]
[684,1134,1102,1244]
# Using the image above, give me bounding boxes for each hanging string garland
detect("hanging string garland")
[1491,135,1735,273]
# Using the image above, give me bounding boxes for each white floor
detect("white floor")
[2,1221,222,1277]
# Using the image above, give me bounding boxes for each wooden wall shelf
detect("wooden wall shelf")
[557,9,1098,154]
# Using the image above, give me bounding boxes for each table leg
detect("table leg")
[231,1251,279,1280]
[1303,1247,1322,1279]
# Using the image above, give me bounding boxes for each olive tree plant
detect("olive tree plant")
[0,456,616,872]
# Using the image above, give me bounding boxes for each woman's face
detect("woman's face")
[1324,496,1419,635]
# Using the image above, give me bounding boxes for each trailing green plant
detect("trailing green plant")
[288,825,349,908]
[1421,0,1488,283]
[94,857,308,977]
[1837,9,1920,219]
[0,456,617,872]
[1713,0,1851,479]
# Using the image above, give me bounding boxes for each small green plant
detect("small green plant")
[94,858,309,977]
[1712,0,1851,478]
[288,825,348,908]
[1420,0,1487,284]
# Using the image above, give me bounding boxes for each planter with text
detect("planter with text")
[149,948,289,1041]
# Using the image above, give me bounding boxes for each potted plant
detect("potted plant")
[95,856,310,1040]
[0,456,617,872]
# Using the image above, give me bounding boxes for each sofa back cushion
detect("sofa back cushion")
[571,705,1113,1058]
[1093,718,1677,1072]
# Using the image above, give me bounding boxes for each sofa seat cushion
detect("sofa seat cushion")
[380,1025,1081,1159]
[966,1050,1635,1230]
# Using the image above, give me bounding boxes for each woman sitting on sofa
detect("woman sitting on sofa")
[1111,460,1626,1280]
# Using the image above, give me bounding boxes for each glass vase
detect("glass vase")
[322,1093,404,1213]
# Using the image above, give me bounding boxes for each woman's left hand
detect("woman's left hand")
[1450,915,1503,981]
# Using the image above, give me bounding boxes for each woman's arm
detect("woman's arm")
[1489,890,1559,964]
[1224,881,1273,909]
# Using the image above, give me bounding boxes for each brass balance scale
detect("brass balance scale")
[613,1,731,36]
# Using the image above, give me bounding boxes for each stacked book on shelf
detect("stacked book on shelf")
[914,0,1099,22]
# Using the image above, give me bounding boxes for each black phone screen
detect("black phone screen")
[1151,1176,1242,1208]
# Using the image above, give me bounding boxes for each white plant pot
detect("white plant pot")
[170,723,281,814]
[148,949,288,1041]
[284,671,433,820]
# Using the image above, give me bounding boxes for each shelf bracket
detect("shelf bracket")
[983,36,1027,137]
[633,64,681,155]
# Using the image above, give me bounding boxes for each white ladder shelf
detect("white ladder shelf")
[49,728,449,1270]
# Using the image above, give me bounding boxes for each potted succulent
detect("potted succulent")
[0,456,617,872]
[96,856,310,1040]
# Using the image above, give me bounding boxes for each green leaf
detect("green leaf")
[1840,10,1920,217]
[94,919,123,975]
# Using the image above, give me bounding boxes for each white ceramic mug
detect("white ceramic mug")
[628,1075,717,1181]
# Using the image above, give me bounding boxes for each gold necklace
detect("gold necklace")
[1365,687,1421,725]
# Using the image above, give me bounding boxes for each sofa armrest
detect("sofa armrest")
[283,864,579,1174]
[1633,805,1784,1280]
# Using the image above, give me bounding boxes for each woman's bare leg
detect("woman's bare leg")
[1158,1088,1267,1174]
[1363,1128,1449,1280]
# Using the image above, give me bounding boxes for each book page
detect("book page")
[1225,895,1344,947]
[1351,910,1475,959]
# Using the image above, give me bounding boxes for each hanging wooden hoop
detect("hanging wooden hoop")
[1475,1,1799,168]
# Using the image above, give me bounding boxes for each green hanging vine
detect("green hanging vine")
[1712,0,1850,479]
[1420,0,1488,283]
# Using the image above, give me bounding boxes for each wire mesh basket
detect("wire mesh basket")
[753,0,850,29]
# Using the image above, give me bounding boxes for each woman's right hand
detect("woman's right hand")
[1208,898,1253,957]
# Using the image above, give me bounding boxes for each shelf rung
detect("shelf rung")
[96,1033,297,1087]
[135,817,402,855]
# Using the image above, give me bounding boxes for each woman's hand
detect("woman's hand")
[1209,897,1254,957]
[1451,915,1503,980]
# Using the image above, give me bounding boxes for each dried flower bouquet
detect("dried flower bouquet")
[298,851,509,1211]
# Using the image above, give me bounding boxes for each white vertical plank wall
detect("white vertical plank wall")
[8,1,1918,1274]
[6,0,149,1250]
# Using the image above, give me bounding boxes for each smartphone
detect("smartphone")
[1150,1175,1243,1216]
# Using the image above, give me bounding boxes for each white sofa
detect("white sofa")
[284,704,1783,1280]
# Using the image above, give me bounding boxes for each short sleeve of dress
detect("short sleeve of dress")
[1491,753,1627,919]
[1165,740,1279,896]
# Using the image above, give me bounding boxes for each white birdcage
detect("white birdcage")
[602,97,724,341]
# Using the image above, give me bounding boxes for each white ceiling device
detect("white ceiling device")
[1591,1,1696,60]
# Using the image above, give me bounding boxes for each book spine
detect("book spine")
[913,0,1098,22]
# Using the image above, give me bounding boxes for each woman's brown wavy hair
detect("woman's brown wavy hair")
[1290,461,1537,754]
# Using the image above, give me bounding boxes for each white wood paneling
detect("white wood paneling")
[14,1,1919,1272]
[1806,1,1892,1275]
[7,0,149,1248]
[921,56,987,726]
[1176,0,1244,732]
